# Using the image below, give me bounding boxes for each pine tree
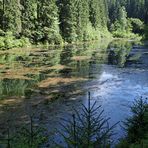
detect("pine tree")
[0,0,5,31]
[37,0,62,44]
[118,6,127,31]
[58,0,77,43]
[3,0,22,35]
[89,0,102,29]
[21,0,37,39]
[76,0,90,41]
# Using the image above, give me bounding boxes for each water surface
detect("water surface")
[0,39,148,146]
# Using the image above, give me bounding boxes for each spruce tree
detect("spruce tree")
[4,0,22,35]
[0,0,5,31]
[37,0,62,44]
[21,0,37,39]
[89,0,102,29]
[76,0,90,41]
[118,6,127,31]
[58,0,77,43]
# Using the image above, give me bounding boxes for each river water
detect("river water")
[0,39,148,146]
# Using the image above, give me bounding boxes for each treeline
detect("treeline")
[107,0,148,38]
[108,0,148,24]
[0,0,109,47]
[0,0,148,49]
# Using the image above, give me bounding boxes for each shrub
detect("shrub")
[0,37,5,49]
[123,98,148,143]
[57,92,118,147]
[0,32,31,50]
[19,37,31,47]
[83,23,102,41]
[33,27,63,45]
[4,32,16,49]
[0,115,46,148]
[129,18,144,34]
[0,29,5,36]
[112,31,139,39]
[117,98,148,148]
[12,116,46,148]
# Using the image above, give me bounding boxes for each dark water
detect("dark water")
[0,39,148,146]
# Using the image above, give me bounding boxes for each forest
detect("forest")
[0,0,148,49]
[0,0,148,148]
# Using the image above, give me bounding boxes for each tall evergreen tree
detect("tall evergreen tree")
[36,0,62,44]
[118,6,128,31]
[0,0,5,31]
[2,0,22,35]
[89,0,102,28]
[76,0,90,41]
[58,0,77,43]
[21,0,37,39]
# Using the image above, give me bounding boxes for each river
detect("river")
[0,39,148,147]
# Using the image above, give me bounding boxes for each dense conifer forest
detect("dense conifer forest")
[0,0,148,49]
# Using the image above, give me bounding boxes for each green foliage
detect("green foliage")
[0,0,147,49]
[19,37,31,47]
[57,92,118,147]
[144,25,148,39]
[3,0,22,34]
[108,40,132,67]
[108,0,148,39]
[58,0,78,43]
[0,36,5,49]
[124,98,148,143]
[0,32,31,50]
[58,0,110,43]
[117,98,148,148]
[118,6,128,31]
[129,18,144,34]
[0,29,5,36]
[36,0,63,44]
[21,0,37,39]
[4,32,16,49]
[107,0,148,24]
[110,6,135,38]
[112,31,138,39]
[84,23,101,41]
[0,115,46,148]
[12,116,46,148]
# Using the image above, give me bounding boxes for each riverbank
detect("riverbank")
[0,29,112,50]
[0,29,143,51]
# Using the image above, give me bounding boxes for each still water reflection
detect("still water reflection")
[0,39,148,145]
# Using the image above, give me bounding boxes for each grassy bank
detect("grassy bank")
[0,28,112,50]
[0,29,143,51]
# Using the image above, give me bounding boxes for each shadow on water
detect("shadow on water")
[0,39,148,146]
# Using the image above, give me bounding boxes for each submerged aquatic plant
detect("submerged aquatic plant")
[57,92,118,148]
